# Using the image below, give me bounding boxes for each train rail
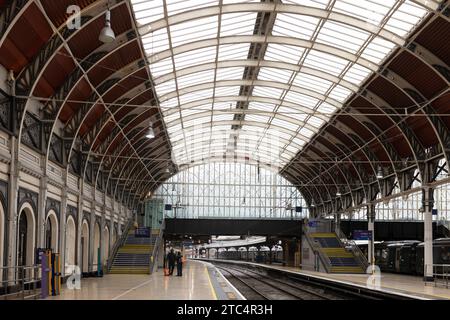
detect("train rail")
[208,260,415,300]
[215,265,333,300]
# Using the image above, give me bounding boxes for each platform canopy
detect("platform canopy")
[0,0,449,211]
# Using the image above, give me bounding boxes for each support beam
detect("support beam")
[423,186,434,282]
[367,203,375,273]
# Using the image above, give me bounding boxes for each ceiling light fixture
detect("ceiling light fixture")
[99,10,115,43]
[376,165,383,179]
[146,126,155,139]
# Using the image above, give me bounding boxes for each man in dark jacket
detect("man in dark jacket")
[176,251,183,277]
[167,249,176,276]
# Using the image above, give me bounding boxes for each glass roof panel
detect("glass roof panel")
[131,0,436,170]
[221,12,258,37]
[170,16,218,47]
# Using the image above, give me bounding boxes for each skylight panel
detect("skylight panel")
[131,0,164,25]
[265,44,304,64]
[253,86,284,99]
[166,0,218,16]
[174,46,217,70]
[316,21,370,54]
[332,0,394,26]
[271,118,298,132]
[245,114,271,124]
[308,116,325,128]
[212,114,234,122]
[303,50,348,76]
[384,1,428,37]
[284,91,319,109]
[218,43,250,60]
[283,0,328,8]
[181,108,206,118]
[149,58,173,78]
[167,124,182,135]
[272,14,320,40]
[343,63,371,85]
[160,96,179,109]
[361,36,396,64]
[259,67,294,83]
[215,67,245,81]
[278,106,308,123]
[316,102,337,114]
[170,16,218,47]
[293,73,333,95]
[221,12,257,37]
[299,127,314,138]
[214,101,235,110]
[248,102,275,112]
[155,80,176,96]
[142,27,169,54]
[179,89,213,105]
[214,86,241,97]
[177,70,215,89]
[328,85,353,103]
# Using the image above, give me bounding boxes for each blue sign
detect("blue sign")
[353,230,373,241]
[165,204,173,211]
[295,206,303,213]
[432,209,438,216]
[308,221,318,227]
[135,227,150,238]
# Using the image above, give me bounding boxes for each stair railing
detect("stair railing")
[106,218,134,273]
[302,224,332,273]
[336,228,369,271]
[149,220,165,274]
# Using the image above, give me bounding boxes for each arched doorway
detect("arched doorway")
[93,222,100,272]
[81,220,89,273]
[45,211,59,252]
[65,216,76,274]
[102,226,110,266]
[17,204,36,271]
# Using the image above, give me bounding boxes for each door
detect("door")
[45,219,52,250]
[18,212,28,266]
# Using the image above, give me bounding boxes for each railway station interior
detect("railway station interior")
[0,0,450,303]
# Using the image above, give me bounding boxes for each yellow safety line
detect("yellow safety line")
[204,264,218,300]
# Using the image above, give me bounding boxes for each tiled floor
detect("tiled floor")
[48,260,218,300]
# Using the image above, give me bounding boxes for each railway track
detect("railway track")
[211,261,412,300]
[215,264,335,300]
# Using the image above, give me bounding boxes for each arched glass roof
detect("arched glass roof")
[130,0,440,169]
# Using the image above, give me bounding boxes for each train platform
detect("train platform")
[47,260,244,300]
[202,259,450,300]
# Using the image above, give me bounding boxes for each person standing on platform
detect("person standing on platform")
[176,251,183,277]
[167,249,176,276]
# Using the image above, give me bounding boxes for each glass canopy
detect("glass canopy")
[131,0,439,169]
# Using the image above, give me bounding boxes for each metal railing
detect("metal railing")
[106,218,135,273]
[336,228,369,271]
[0,265,42,300]
[149,220,165,274]
[428,264,450,288]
